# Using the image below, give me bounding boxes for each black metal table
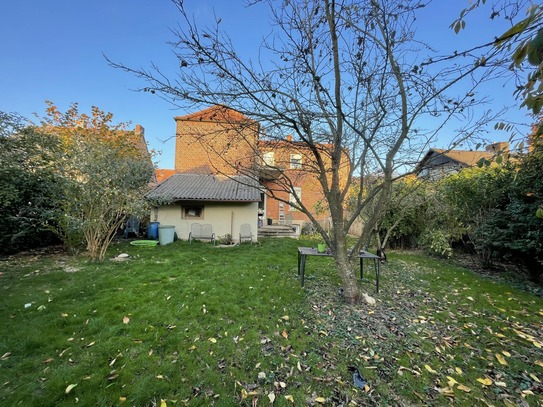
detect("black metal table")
[297,247,381,292]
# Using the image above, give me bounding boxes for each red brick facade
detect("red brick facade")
[171,106,349,226]
[174,106,258,175]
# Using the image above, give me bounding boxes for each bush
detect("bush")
[418,229,452,258]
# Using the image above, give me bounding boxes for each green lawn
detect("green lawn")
[1,238,542,406]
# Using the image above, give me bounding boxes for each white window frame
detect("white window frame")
[290,154,303,169]
[289,187,301,211]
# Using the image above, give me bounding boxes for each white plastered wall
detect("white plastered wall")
[152,201,258,243]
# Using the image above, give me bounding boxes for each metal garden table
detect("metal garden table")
[297,247,381,292]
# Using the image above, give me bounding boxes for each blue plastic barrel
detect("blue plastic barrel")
[147,222,160,240]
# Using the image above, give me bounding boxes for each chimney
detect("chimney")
[286,135,292,142]
[485,142,509,153]
[135,124,145,135]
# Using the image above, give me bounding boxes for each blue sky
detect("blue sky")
[0,1,534,168]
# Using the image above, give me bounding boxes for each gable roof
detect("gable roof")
[146,173,261,202]
[430,148,493,166]
[416,148,494,173]
[174,105,255,123]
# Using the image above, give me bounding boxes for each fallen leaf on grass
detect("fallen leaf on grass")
[495,353,508,365]
[455,367,463,375]
[457,384,471,392]
[160,399,167,407]
[85,341,95,348]
[268,391,275,402]
[424,364,438,374]
[281,330,289,339]
[495,381,507,387]
[65,384,77,394]
[285,395,294,402]
[436,386,455,397]
[208,338,217,343]
[281,315,289,321]
[477,378,493,386]
[529,373,540,383]
[123,316,130,324]
[446,376,458,386]
[535,360,543,368]
[512,328,543,348]
[397,366,421,376]
[1,352,11,360]
[156,375,164,380]
[119,396,126,403]
[315,396,326,403]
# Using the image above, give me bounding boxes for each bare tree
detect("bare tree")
[109,0,514,303]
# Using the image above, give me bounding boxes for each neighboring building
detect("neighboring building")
[416,142,509,180]
[146,173,260,243]
[155,169,178,184]
[149,105,349,238]
[257,136,345,227]
[174,105,259,175]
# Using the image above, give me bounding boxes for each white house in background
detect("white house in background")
[146,173,260,243]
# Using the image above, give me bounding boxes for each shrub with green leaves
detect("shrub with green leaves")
[418,229,452,258]
[0,116,65,254]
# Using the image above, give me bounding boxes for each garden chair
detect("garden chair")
[239,223,253,244]
[189,223,216,245]
[124,216,140,238]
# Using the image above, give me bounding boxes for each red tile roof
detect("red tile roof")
[154,169,177,184]
[174,105,254,123]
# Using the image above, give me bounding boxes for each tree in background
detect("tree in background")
[36,102,155,260]
[110,0,517,302]
[0,113,64,254]
[475,126,543,282]
[436,163,515,263]
[372,177,435,250]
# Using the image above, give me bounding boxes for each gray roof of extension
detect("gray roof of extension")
[146,174,261,202]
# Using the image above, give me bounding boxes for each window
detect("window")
[289,187,301,211]
[262,151,275,166]
[290,154,302,169]
[182,205,204,219]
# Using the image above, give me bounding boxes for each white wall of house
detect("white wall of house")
[153,201,259,243]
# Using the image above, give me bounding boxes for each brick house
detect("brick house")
[257,137,339,227]
[151,105,346,236]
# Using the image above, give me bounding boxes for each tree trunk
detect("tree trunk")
[333,231,360,303]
